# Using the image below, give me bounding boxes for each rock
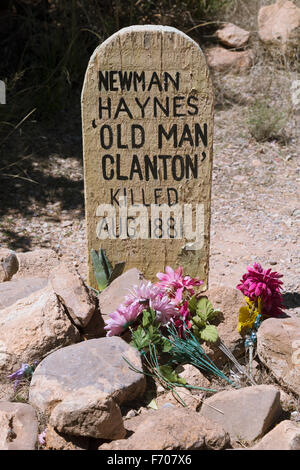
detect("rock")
[14,249,60,279]
[0,402,38,450]
[257,317,300,396]
[123,409,154,432]
[202,286,245,365]
[175,364,212,391]
[0,248,19,282]
[99,408,230,450]
[29,337,146,438]
[81,309,105,340]
[205,47,255,73]
[49,388,126,439]
[155,365,213,410]
[98,268,145,325]
[250,420,300,450]
[199,385,282,444]
[258,0,300,57]
[49,263,96,328]
[216,23,250,48]
[45,425,90,450]
[0,277,48,310]
[0,285,80,377]
[156,387,202,411]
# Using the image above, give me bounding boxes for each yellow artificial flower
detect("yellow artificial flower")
[238,296,263,334]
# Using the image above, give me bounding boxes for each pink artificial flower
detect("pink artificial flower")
[124,282,164,307]
[156,266,203,302]
[173,301,192,338]
[156,266,184,291]
[237,263,284,317]
[104,303,143,337]
[150,295,179,326]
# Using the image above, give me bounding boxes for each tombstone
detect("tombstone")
[82,25,213,289]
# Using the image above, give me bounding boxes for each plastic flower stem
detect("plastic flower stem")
[166,322,235,386]
[249,344,253,379]
[248,300,257,381]
[218,340,256,386]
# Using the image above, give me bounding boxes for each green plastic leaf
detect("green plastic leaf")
[188,295,198,315]
[147,399,158,410]
[108,262,125,284]
[196,297,218,323]
[160,365,187,385]
[142,310,151,328]
[200,325,219,343]
[90,249,108,291]
[191,315,206,329]
[131,326,150,351]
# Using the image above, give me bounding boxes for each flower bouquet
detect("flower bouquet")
[237,262,285,378]
[104,266,237,402]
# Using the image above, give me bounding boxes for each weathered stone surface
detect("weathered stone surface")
[175,363,211,390]
[81,309,105,340]
[205,47,255,73]
[202,287,245,365]
[0,402,38,450]
[156,387,202,411]
[49,388,126,439]
[216,23,250,48]
[49,263,96,327]
[29,337,146,417]
[250,420,300,450]
[82,25,214,288]
[99,408,230,450]
[258,0,300,57]
[257,317,300,396]
[14,249,60,279]
[45,425,90,450]
[98,268,145,323]
[0,248,19,282]
[0,277,48,310]
[199,385,282,443]
[0,286,80,377]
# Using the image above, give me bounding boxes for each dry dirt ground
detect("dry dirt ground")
[0,60,299,316]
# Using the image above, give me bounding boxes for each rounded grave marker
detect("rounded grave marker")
[81,25,213,288]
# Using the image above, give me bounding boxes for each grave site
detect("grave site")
[0,0,299,452]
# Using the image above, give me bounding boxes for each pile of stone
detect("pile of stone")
[0,248,299,450]
[206,0,300,73]
[206,23,254,74]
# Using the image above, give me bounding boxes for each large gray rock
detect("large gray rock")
[29,337,146,439]
[250,420,300,450]
[0,402,38,450]
[49,263,96,328]
[0,285,80,377]
[0,277,48,310]
[257,317,300,396]
[199,385,282,443]
[100,408,230,450]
